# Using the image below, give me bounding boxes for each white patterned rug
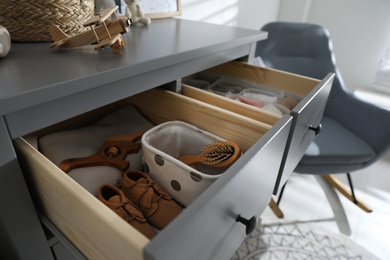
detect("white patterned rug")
[231,218,379,260]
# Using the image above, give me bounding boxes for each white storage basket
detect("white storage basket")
[141,121,229,206]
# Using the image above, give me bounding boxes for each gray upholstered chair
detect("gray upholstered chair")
[255,22,390,213]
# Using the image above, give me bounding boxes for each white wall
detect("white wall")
[179,0,390,91]
[278,0,390,91]
[179,0,280,30]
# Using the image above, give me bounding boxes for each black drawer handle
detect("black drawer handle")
[236,215,257,235]
[309,124,322,136]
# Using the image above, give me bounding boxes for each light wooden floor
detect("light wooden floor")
[261,150,390,259]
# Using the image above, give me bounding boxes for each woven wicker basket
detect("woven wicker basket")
[0,0,94,42]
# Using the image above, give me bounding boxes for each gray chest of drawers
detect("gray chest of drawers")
[0,19,333,260]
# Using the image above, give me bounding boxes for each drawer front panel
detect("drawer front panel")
[145,115,292,260]
[273,73,334,193]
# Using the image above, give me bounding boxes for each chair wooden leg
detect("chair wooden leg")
[269,182,287,218]
[269,198,284,218]
[323,174,373,213]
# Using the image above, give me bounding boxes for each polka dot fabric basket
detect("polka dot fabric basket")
[142,121,228,206]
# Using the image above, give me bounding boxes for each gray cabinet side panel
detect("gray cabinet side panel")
[0,118,53,260]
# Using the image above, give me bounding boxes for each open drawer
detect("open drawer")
[15,88,292,260]
[182,61,335,193]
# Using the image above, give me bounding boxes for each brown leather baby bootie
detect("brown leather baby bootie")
[98,184,155,239]
[118,171,182,229]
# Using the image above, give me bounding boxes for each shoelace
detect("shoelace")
[143,181,171,202]
[118,178,172,208]
[115,201,146,223]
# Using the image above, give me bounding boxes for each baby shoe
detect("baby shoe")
[118,171,182,229]
[98,184,155,239]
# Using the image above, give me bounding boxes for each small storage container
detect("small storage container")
[142,121,232,206]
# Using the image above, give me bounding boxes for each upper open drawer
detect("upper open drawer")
[15,86,291,260]
[182,61,334,193]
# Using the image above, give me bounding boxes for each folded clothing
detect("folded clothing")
[39,105,155,197]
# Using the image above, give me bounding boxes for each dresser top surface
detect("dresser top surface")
[0,19,267,115]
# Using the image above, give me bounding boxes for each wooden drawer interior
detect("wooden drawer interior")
[14,87,279,260]
[124,88,273,152]
[209,61,320,96]
[182,60,321,120]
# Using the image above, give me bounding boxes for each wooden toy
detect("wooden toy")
[48,6,131,53]
[59,132,144,173]
[124,0,151,26]
[95,0,117,15]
